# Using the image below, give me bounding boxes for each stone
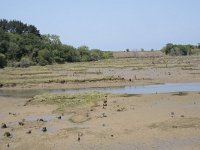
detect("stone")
[1,123,7,129]
[4,132,11,138]
[42,127,47,132]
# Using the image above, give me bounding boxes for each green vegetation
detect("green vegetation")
[0,19,112,68]
[161,43,200,56]
[27,92,108,111]
[0,53,7,68]
[172,92,188,96]
[120,93,141,97]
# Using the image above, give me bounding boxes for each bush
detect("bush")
[161,43,192,56]
[0,53,7,68]
[19,57,33,67]
[102,51,113,59]
[37,49,53,66]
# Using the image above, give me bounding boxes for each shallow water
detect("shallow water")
[0,82,200,98]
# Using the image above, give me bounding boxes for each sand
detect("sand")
[0,92,200,150]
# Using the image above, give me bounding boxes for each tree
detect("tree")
[0,19,40,35]
[42,34,61,50]
[161,43,192,56]
[0,19,113,67]
[0,53,7,68]
[37,49,53,66]
[90,49,102,61]
[198,43,200,49]
[77,46,91,61]
[7,42,19,60]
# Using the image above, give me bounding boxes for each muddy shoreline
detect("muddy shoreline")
[1,92,200,150]
[0,56,200,149]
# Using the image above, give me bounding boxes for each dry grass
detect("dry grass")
[0,55,199,88]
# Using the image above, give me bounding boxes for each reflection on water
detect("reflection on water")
[0,82,200,98]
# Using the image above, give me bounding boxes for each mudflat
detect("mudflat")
[0,56,200,89]
[0,56,200,150]
[0,91,200,150]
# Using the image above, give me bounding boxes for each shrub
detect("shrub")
[0,53,7,68]
[19,57,33,67]
[37,49,53,66]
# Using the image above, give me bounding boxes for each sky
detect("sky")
[0,0,200,51]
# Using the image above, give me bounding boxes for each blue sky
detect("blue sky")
[0,0,200,50]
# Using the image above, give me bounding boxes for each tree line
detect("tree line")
[0,19,112,68]
[161,43,200,56]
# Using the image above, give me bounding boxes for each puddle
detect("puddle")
[25,114,58,122]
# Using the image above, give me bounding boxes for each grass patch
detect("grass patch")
[27,92,108,111]
[181,67,199,70]
[172,92,188,96]
[74,71,102,75]
[120,93,141,97]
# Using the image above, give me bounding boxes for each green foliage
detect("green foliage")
[161,43,197,56]
[0,19,40,35]
[28,92,108,111]
[0,53,7,68]
[0,19,113,67]
[102,51,113,59]
[19,57,34,67]
[37,49,53,66]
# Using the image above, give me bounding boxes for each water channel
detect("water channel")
[0,82,200,98]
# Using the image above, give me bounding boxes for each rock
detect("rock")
[37,118,44,122]
[102,113,107,117]
[103,103,107,107]
[42,127,47,132]
[171,112,175,116]
[0,83,3,88]
[117,107,125,112]
[77,137,80,142]
[180,115,185,118]
[103,100,107,103]
[7,143,9,147]
[172,125,178,128]
[4,132,11,138]
[26,130,32,134]
[57,116,61,119]
[1,123,7,129]
[18,122,24,126]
